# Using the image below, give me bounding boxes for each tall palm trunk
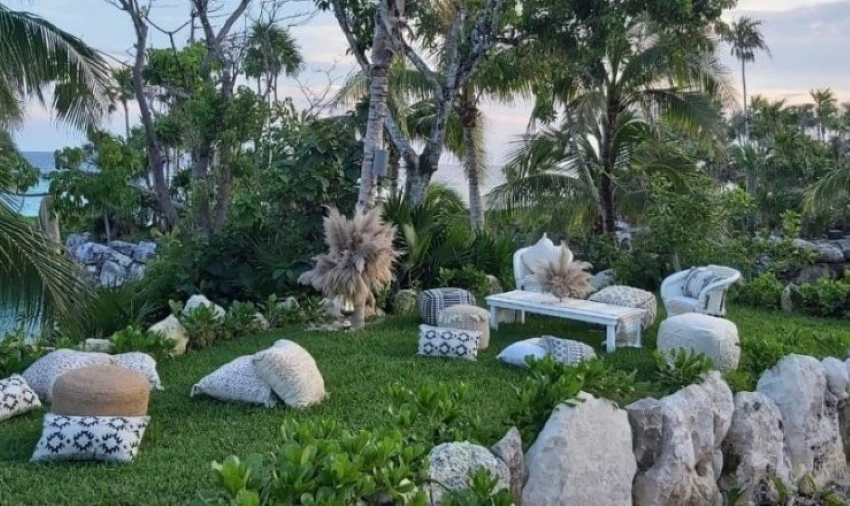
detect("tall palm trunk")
[742,59,749,141]
[356,0,400,211]
[122,100,130,139]
[461,99,484,231]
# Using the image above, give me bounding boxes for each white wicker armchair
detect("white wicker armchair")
[660,265,742,317]
[512,242,569,291]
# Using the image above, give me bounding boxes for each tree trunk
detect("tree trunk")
[742,59,749,142]
[405,154,433,206]
[461,101,484,231]
[356,0,400,212]
[599,172,616,233]
[122,100,130,139]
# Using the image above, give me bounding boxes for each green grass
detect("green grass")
[1,306,849,505]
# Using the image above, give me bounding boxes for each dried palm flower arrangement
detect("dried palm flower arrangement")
[532,244,593,301]
[298,207,399,330]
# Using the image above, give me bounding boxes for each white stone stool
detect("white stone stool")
[657,313,740,372]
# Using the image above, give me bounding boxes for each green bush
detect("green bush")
[798,279,850,318]
[109,325,175,361]
[438,266,491,299]
[171,300,226,350]
[732,272,784,310]
[76,282,161,341]
[653,349,714,394]
[224,301,266,338]
[0,328,47,377]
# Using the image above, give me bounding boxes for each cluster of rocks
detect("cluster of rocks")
[428,354,850,505]
[65,232,157,288]
[792,238,850,284]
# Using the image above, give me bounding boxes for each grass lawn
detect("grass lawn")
[1,306,849,505]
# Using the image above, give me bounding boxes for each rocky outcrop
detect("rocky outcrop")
[629,372,734,506]
[65,232,157,288]
[184,294,226,320]
[427,442,511,504]
[523,395,636,506]
[791,238,850,283]
[756,354,846,487]
[490,427,525,504]
[148,314,189,356]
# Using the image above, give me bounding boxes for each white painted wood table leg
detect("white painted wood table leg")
[520,311,525,324]
[489,305,499,330]
[605,324,616,353]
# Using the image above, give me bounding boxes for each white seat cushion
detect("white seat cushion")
[190,356,278,407]
[683,268,723,299]
[497,338,547,367]
[253,341,326,409]
[521,235,558,272]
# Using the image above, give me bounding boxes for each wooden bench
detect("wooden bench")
[485,290,646,353]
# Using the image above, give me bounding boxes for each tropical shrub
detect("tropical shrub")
[732,272,784,309]
[224,301,265,338]
[437,266,490,299]
[797,279,850,318]
[77,282,161,341]
[653,349,714,394]
[109,325,175,361]
[0,328,47,377]
[171,300,225,350]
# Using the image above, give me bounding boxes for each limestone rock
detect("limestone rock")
[631,372,734,506]
[127,262,146,281]
[392,289,418,315]
[99,260,126,287]
[836,239,850,261]
[627,398,664,472]
[490,427,525,504]
[131,241,157,262]
[485,275,503,295]
[720,391,791,505]
[106,240,136,257]
[65,232,91,252]
[278,296,300,310]
[838,399,850,461]
[74,242,113,264]
[757,354,846,487]
[588,269,617,295]
[657,313,740,372]
[523,395,636,506]
[822,357,850,400]
[795,264,836,284]
[184,294,226,320]
[84,338,115,354]
[253,312,269,331]
[814,241,846,263]
[108,250,133,268]
[780,283,803,312]
[428,442,510,504]
[149,315,189,356]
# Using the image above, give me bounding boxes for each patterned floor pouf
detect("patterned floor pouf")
[657,313,740,372]
[51,365,151,417]
[588,285,657,329]
[437,304,491,349]
[418,288,477,325]
[540,336,597,365]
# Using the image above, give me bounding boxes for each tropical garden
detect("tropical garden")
[1,0,850,504]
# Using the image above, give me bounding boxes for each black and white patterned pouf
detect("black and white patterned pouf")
[417,288,477,325]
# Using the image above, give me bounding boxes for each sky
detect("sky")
[11,0,850,166]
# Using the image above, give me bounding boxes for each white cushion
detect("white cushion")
[522,274,544,293]
[496,338,547,367]
[31,414,149,463]
[114,352,163,391]
[418,324,480,360]
[22,349,117,401]
[190,356,277,407]
[682,268,722,299]
[541,336,597,365]
[0,375,41,422]
[521,234,558,272]
[253,341,326,409]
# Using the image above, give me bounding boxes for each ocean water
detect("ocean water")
[8,151,54,217]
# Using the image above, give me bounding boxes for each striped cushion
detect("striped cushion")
[418,288,476,325]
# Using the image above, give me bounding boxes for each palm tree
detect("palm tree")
[490,19,729,233]
[108,66,134,138]
[244,20,303,103]
[719,17,771,141]
[0,4,110,332]
[810,88,837,143]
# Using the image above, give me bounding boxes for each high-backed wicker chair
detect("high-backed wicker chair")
[660,265,742,318]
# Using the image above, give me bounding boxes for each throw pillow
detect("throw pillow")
[31,413,150,463]
[522,274,544,293]
[190,356,278,407]
[496,338,547,368]
[521,234,558,272]
[253,341,326,409]
[22,349,118,401]
[114,352,163,391]
[540,336,597,365]
[683,268,722,299]
[417,325,480,360]
[0,375,42,422]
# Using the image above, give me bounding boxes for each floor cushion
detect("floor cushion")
[22,349,118,402]
[114,352,163,391]
[52,365,150,417]
[31,413,150,463]
[0,375,41,422]
[588,285,657,329]
[497,338,547,368]
[190,356,277,407]
[418,324,480,360]
[253,341,326,409]
[657,313,740,372]
[418,288,476,325]
[437,304,491,349]
[540,336,597,365]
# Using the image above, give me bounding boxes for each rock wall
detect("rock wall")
[792,238,850,283]
[65,232,157,288]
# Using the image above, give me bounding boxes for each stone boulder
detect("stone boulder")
[65,235,158,288]
[793,239,844,264]
[588,269,617,295]
[795,263,836,284]
[65,232,91,251]
[428,442,510,504]
[278,296,300,310]
[756,354,846,487]
[83,338,115,354]
[837,239,850,261]
[780,283,802,312]
[132,241,157,262]
[149,314,189,356]
[485,275,503,295]
[523,395,636,506]
[184,294,226,320]
[720,392,791,505]
[822,357,850,400]
[490,427,525,504]
[99,260,127,287]
[630,372,734,506]
[253,312,270,331]
[392,289,419,316]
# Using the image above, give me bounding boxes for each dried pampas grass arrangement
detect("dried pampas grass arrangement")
[532,244,593,301]
[298,207,399,330]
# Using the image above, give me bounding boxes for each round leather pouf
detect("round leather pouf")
[51,365,150,417]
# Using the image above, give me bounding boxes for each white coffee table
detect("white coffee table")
[486,290,646,353]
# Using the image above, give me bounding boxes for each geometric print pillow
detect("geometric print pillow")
[31,414,150,463]
[0,375,42,422]
[417,324,480,361]
[540,336,597,365]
